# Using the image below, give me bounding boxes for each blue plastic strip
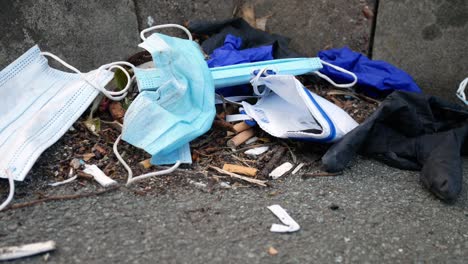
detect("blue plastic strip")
[289,87,336,143]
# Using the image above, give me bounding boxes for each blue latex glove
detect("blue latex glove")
[318,47,421,97]
[207,34,273,67]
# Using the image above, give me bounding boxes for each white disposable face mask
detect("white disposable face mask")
[239,71,358,142]
[0,45,134,211]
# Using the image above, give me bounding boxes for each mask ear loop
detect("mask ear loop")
[113,135,181,185]
[140,24,192,41]
[40,52,135,101]
[0,170,15,211]
[315,60,358,88]
[456,77,468,105]
[250,67,276,96]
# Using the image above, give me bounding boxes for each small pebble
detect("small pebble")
[70,158,81,170]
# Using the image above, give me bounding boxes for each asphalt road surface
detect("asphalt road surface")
[1,155,467,263]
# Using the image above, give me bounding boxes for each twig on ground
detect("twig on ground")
[259,146,287,178]
[3,186,120,211]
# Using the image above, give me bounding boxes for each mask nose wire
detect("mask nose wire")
[0,170,15,211]
[113,135,181,185]
[40,52,135,101]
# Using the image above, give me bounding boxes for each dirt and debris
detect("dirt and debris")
[0,50,379,209]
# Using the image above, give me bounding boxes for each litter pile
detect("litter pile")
[0,18,467,213]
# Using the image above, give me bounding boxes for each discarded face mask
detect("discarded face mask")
[211,57,323,89]
[237,72,358,142]
[0,45,133,211]
[114,24,215,184]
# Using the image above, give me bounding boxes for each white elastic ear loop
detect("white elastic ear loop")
[0,170,15,211]
[315,60,358,88]
[97,61,136,101]
[456,77,468,105]
[140,24,192,41]
[40,52,135,101]
[250,67,274,96]
[113,135,181,185]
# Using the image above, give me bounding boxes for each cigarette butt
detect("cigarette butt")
[139,158,152,169]
[227,131,235,137]
[223,163,258,177]
[227,128,255,148]
[233,122,251,133]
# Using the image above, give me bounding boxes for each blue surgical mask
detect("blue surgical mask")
[210,57,323,89]
[133,57,327,90]
[114,25,215,185]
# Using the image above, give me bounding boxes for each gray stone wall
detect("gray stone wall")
[0,0,375,71]
[373,0,468,101]
[3,0,466,101]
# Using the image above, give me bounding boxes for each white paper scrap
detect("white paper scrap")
[267,205,300,233]
[83,165,117,187]
[292,163,305,175]
[244,146,269,156]
[245,136,259,145]
[269,162,293,179]
[0,240,56,261]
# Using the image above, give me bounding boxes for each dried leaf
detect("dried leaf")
[109,101,125,123]
[114,68,129,91]
[82,153,95,162]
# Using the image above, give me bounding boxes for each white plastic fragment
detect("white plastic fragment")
[245,136,259,145]
[244,146,269,156]
[147,16,155,27]
[0,240,56,261]
[48,176,78,187]
[188,179,207,189]
[83,164,117,187]
[267,205,300,233]
[49,168,77,187]
[269,162,293,179]
[291,162,305,175]
[219,182,231,189]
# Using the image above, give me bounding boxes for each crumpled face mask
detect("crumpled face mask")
[237,70,358,142]
[0,45,134,211]
[113,24,215,185]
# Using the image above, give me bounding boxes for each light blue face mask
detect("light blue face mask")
[0,45,133,211]
[210,57,323,89]
[113,24,215,185]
